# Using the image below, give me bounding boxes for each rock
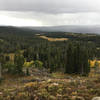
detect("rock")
[22,78,44,83]
[71,96,85,100]
[53,83,59,86]
[66,76,73,79]
[92,97,100,100]
[49,95,56,100]
[47,79,52,83]
[0,92,3,95]
[76,97,85,100]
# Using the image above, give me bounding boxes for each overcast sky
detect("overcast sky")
[0,0,100,26]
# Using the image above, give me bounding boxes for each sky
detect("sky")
[0,0,100,26]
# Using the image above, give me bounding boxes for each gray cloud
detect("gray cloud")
[0,0,100,13]
[0,0,100,26]
[0,11,100,26]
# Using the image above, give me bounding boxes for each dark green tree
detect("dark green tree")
[65,43,90,75]
[14,54,25,74]
[65,43,74,74]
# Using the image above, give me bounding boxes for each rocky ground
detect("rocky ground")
[0,69,100,100]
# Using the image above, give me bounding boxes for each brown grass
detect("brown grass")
[39,36,68,41]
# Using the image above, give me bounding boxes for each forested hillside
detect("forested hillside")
[0,26,100,74]
[0,27,100,100]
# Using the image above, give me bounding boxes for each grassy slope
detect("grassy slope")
[0,72,100,100]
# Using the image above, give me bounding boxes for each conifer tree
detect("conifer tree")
[65,43,90,75]
[65,43,74,74]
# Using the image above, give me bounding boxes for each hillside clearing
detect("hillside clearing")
[39,35,68,41]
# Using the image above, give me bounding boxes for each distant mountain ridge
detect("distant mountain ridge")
[0,26,42,34]
[27,25,100,34]
[0,25,100,34]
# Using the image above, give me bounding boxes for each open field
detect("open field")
[39,35,68,41]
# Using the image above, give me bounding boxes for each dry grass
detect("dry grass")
[0,73,99,100]
[39,36,68,41]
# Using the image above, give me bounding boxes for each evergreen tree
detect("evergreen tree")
[65,43,90,75]
[65,43,74,74]
[14,53,25,74]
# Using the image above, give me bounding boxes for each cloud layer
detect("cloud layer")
[0,0,100,26]
[0,0,100,13]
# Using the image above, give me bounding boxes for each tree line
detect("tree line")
[0,26,99,76]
